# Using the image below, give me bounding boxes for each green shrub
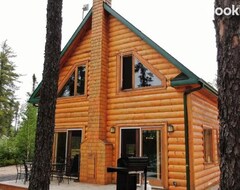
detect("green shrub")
[0,137,17,166]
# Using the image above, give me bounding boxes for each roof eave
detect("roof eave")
[171,78,199,87]
[171,78,218,97]
[199,79,218,96]
[28,98,40,105]
[28,81,42,104]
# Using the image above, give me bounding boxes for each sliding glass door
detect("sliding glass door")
[142,129,162,186]
[121,127,163,187]
[56,132,67,163]
[66,130,82,177]
[121,129,140,157]
[54,130,82,178]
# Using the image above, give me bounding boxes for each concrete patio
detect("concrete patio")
[0,179,219,190]
[0,179,116,190]
[0,165,219,190]
[0,165,116,190]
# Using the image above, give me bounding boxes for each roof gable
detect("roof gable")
[103,4,199,85]
[29,3,216,104]
[104,3,216,95]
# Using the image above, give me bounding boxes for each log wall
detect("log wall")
[55,29,91,129]
[189,92,219,190]
[107,15,186,189]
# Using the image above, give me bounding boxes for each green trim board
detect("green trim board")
[199,78,218,96]
[29,3,217,104]
[28,81,41,104]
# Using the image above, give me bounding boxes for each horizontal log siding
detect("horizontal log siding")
[55,97,89,128]
[107,16,185,189]
[55,29,91,130]
[58,30,91,85]
[190,92,219,190]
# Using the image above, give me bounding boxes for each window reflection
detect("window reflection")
[60,73,75,97]
[142,130,161,180]
[77,66,86,95]
[134,60,162,88]
[59,65,86,97]
[203,129,213,163]
[121,54,162,90]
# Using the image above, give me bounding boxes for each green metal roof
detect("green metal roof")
[28,81,41,104]
[29,3,217,104]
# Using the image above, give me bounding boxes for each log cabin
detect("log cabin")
[29,0,219,189]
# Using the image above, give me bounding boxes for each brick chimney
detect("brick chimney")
[80,0,113,184]
[88,0,111,141]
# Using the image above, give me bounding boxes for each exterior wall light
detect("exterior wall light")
[167,124,174,133]
[110,127,116,133]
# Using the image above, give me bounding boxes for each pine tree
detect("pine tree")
[15,74,38,161]
[15,103,37,160]
[215,0,240,189]
[28,0,63,189]
[0,41,20,136]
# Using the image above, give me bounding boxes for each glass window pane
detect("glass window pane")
[122,56,133,90]
[67,130,82,177]
[121,129,140,157]
[76,66,86,95]
[142,130,161,180]
[204,129,213,163]
[134,59,162,88]
[56,132,66,163]
[59,73,75,97]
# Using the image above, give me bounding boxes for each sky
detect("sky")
[0,0,217,104]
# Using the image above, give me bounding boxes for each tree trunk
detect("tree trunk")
[214,1,240,189]
[28,0,62,189]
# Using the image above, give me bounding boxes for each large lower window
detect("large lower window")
[203,128,213,163]
[120,53,164,91]
[59,65,86,97]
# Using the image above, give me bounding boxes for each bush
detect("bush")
[0,137,17,166]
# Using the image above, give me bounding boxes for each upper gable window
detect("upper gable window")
[59,65,86,97]
[121,54,163,91]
